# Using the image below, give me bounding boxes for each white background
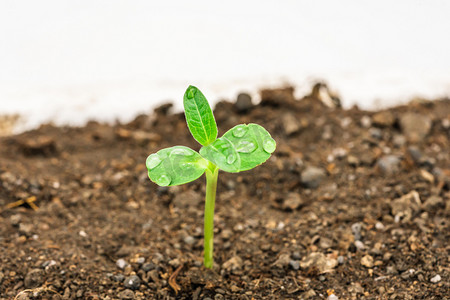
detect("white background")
[1,0,449,132]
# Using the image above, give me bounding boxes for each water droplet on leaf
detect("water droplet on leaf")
[186,87,196,99]
[236,140,256,153]
[232,125,248,138]
[156,174,171,186]
[227,154,236,164]
[170,148,192,157]
[146,154,162,169]
[263,138,276,153]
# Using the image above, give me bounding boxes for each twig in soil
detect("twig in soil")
[3,196,39,212]
[14,285,61,300]
[168,263,184,295]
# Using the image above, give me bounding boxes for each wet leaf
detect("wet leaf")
[200,123,276,173]
[146,146,208,186]
[183,85,218,146]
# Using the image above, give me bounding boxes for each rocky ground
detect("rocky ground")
[0,87,449,299]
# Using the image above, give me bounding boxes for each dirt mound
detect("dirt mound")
[0,88,449,299]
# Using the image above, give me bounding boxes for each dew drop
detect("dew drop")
[232,125,248,138]
[262,138,276,153]
[236,140,256,153]
[170,148,192,157]
[186,87,196,99]
[156,174,171,186]
[227,154,236,164]
[146,154,162,170]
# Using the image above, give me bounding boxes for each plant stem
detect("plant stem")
[204,163,218,269]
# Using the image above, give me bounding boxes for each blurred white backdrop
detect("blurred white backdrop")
[1,0,449,132]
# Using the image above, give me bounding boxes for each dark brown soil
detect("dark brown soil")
[0,88,449,299]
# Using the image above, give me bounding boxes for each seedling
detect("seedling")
[146,86,276,268]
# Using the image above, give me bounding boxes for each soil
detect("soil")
[0,88,449,300]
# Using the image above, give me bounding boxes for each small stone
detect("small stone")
[291,251,301,260]
[302,289,317,299]
[430,274,441,283]
[361,255,374,268]
[300,252,337,274]
[172,190,201,209]
[369,128,383,139]
[327,294,339,300]
[399,112,432,142]
[222,256,243,271]
[116,259,128,270]
[124,275,141,290]
[113,274,125,282]
[337,256,345,264]
[360,115,372,128]
[376,155,401,175]
[24,268,45,288]
[235,93,253,113]
[183,235,195,245]
[372,111,395,127]
[422,196,444,211]
[392,135,406,147]
[301,167,327,189]
[118,289,135,300]
[282,193,304,210]
[141,263,156,272]
[348,282,364,294]
[289,260,300,270]
[351,222,362,241]
[282,113,302,135]
[354,240,365,250]
[375,222,385,230]
[273,253,291,268]
[390,191,421,222]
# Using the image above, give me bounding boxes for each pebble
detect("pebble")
[399,112,432,142]
[351,222,362,241]
[327,294,339,300]
[235,93,253,113]
[354,240,365,251]
[222,256,243,271]
[291,251,301,260]
[24,268,45,288]
[372,111,395,127]
[172,190,201,209]
[302,289,317,299]
[282,113,302,135]
[124,275,141,290]
[375,222,385,230]
[183,235,196,245]
[301,166,327,189]
[361,255,374,268]
[272,253,291,268]
[118,289,135,300]
[360,115,372,128]
[376,155,401,175]
[390,190,421,222]
[113,274,125,282]
[141,262,156,272]
[300,252,337,274]
[289,260,300,270]
[116,258,128,270]
[337,256,345,264]
[430,274,441,283]
[282,192,304,210]
[422,196,444,211]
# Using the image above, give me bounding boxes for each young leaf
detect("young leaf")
[183,86,218,146]
[146,146,208,186]
[199,123,276,173]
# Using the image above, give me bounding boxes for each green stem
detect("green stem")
[204,162,218,269]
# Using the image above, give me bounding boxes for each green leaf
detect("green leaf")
[183,85,218,146]
[146,146,208,186]
[199,123,276,173]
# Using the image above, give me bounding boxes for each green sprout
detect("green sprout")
[145,86,276,269]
